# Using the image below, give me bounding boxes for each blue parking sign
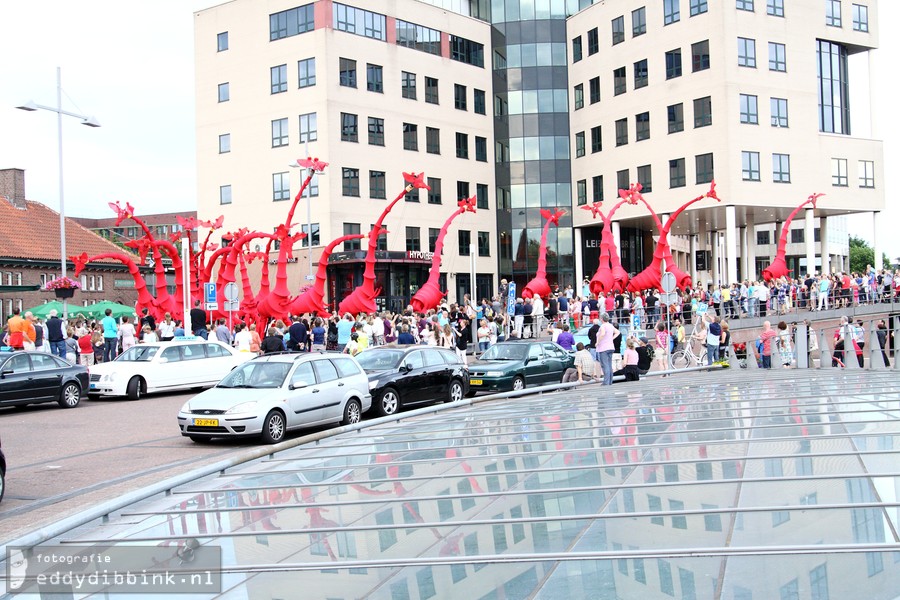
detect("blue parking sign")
[507,282,516,315]
[204,282,216,305]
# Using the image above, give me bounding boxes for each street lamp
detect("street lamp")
[17,67,100,319]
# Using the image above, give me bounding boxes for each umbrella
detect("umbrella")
[22,301,72,320]
[84,301,138,320]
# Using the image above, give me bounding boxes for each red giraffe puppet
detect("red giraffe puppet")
[626,182,721,293]
[338,172,430,315]
[762,193,823,282]
[71,252,156,312]
[288,233,366,317]
[580,198,635,295]
[410,196,477,313]
[522,209,566,300]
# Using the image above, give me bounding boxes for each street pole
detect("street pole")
[182,230,192,336]
[470,247,477,350]
[55,67,68,320]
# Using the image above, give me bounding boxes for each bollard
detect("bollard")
[727,343,741,368]
[795,322,809,369]
[818,327,834,368]
[869,320,886,369]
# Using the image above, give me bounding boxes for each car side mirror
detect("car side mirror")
[289,380,309,390]
[400,363,412,373]
[524,357,533,365]
[0,369,11,377]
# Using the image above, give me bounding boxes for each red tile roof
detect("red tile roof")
[0,199,137,264]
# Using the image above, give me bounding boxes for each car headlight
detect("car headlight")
[180,400,192,413]
[226,401,258,414]
[103,373,117,382]
[485,371,504,377]
[369,380,379,390]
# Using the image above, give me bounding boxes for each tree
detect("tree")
[848,236,890,273]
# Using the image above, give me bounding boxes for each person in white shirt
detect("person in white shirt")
[532,295,544,335]
[141,326,158,344]
[233,322,252,352]
[157,313,176,341]
[372,314,385,346]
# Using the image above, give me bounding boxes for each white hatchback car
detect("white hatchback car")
[88,340,252,399]
[178,352,372,444]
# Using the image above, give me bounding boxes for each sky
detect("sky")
[1,1,898,257]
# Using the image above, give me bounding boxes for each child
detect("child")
[141,325,158,344]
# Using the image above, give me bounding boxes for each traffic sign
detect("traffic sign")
[660,292,679,306]
[661,272,677,294]
[507,282,517,316]
[223,301,240,312]
[204,282,216,304]
[223,282,239,302]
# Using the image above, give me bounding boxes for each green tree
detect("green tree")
[848,236,890,273]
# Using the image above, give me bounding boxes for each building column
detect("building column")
[689,234,698,283]
[711,231,720,287]
[698,220,708,289]
[725,205,738,285]
[611,221,621,251]
[746,213,757,281]
[805,208,816,276]
[574,227,584,288]
[873,211,883,271]
[820,216,830,274]
[739,226,748,282]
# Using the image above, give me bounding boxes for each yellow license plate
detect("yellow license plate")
[193,418,219,427]
[469,379,483,386]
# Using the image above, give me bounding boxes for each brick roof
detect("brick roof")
[0,199,136,264]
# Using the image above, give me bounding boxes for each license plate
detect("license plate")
[192,418,219,427]
[469,379,483,385]
[89,383,96,389]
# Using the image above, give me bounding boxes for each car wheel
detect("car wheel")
[261,410,286,444]
[376,387,400,416]
[126,376,143,400]
[189,435,212,444]
[512,376,525,391]
[58,382,81,409]
[342,399,362,426]
[447,380,464,403]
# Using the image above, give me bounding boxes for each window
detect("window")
[477,232,490,257]
[401,71,417,99]
[771,97,789,127]
[475,136,487,162]
[299,112,317,142]
[610,18,623,46]
[589,77,600,104]
[590,126,602,153]
[738,37,757,67]
[737,0,755,10]
[298,57,316,87]
[668,103,684,133]
[342,168,360,196]
[405,185,420,203]
[450,35,484,67]
[696,153,714,183]
[826,0,842,26]
[769,42,787,71]
[370,171,386,199]
[740,94,758,124]
[853,4,869,31]
[791,229,805,244]
[832,158,849,186]
[333,2,386,40]
[456,133,469,159]
[271,64,287,94]
[219,185,232,205]
[272,172,290,201]
[669,158,686,188]
[694,96,712,127]
[428,178,442,204]
[780,580,799,600]
[425,76,438,104]
[403,123,418,151]
[664,0,681,24]
[757,230,771,245]
[591,175,603,202]
[343,223,361,250]
[615,118,629,146]
[634,59,648,88]
[809,564,829,600]
[367,64,383,92]
[458,230,471,255]
[690,0,708,16]
[859,160,875,188]
[474,89,486,115]
[692,40,710,71]
[406,227,421,252]
[454,84,468,111]
[613,67,626,95]
[396,19,441,55]
[817,40,849,133]
[773,153,791,183]
[217,82,229,102]
[218,134,230,154]
[574,84,584,109]
[428,228,440,252]
[217,31,228,51]
[575,132,585,158]
[339,58,357,87]
[636,112,650,141]
[617,169,630,191]
[589,26,601,53]
[632,7,646,36]
[270,4,314,41]
[271,118,289,147]
[742,151,761,181]
[665,49,682,79]
[576,180,587,205]
[423,127,440,155]
[637,164,652,192]
[369,117,384,146]
[341,112,358,142]
[768,0,785,16]
[572,36,583,62]
[476,183,488,209]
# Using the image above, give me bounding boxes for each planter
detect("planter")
[54,288,76,299]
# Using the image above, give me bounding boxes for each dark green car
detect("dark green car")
[467,340,575,395]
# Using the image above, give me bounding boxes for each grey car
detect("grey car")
[178,353,371,444]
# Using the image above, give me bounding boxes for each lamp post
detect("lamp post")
[17,67,100,320]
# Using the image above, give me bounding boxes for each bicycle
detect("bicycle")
[670,342,707,369]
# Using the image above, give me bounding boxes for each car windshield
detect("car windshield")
[355,349,404,371]
[218,362,291,389]
[480,344,528,361]
[115,346,160,362]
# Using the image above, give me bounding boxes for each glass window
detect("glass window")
[853,4,869,31]
[773,153,791,183]
[610,18,623,46]
[769,42,787,71]
[333,3,386,40]
[690,0,708,16]
[270,4,314,41]
[693,96,712,127]
[669,158,686,188]
[858,160,875,188]
[634,59,648,88]
[217,31,228,52]
[668,103,684,133]
[665,49,682,79]
[341,113,358,142]
[426,127,440,154]
[617,169,630,191]
[740,94,758,124]
[312,357,339,382]
[590,126,602,153]
[696,152,714,184]
[474,89,486,115]
[692,40,710,71]
[809,564,829,600]
[217,82,229,102]
[403,123,418,151]
[572,36,583,62]
[218,133,230,154]
[589,77,600,104]
[343,223,361,250]
[771,97,789,127]
[615,118,628,146]
[342,168,360,197]
[791,228,805,244]
[832,158,848,186]
[219,185,232,205]
[298,57,316,88]
[742,151,761,181]
[592,175,604,202]
[450,35,484,67]
[428,227,440,252]
[826,0,842,26]
[613,67,627,95]
[454,84,467,110]
[456,132,469,159]
[271,117,289,147]
[339,57,357,87]
[632,7,646,36]
[573,84,584,110]
[367,63,383,93]
[456,181,469,202]
[272,172,290,201]
[664,0,681,24]
[476,183,488,209]
[635,112,650,141]
[757,230,771,245]
[299,223,320,247]
[738,37,757,67]
[458,230,471,255]
[396,19,440,55]
[817,40,849,133]
[475,136,487,162]
[575,132,585,158]
[401,71,417,100]
[428,178,442,204]
[425,77,439,104]
[737,0,755,10]
[369,171,386,199]
[588,26,600,54]
[477,232,490,257]
[576,179,587,205]
[299,112,317,142]
[768,0,785,16]
[637,164,652,192]
[366,117,383,146]
[270,64,287,94]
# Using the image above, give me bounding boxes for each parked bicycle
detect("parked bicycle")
[670,342,707,369]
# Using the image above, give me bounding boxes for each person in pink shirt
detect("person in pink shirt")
[759,320,778,369]
[622,337,641,381]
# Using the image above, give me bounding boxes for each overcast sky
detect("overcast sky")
[1,1,897,257]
